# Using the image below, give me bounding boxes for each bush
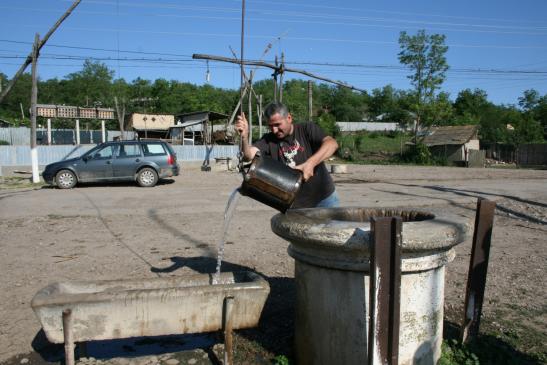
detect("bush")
[0,140,9,145]
[402,142,432,164]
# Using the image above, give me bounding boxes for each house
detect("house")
[170,111,230,145]
[127,113,175,139]
[421,125,482,167]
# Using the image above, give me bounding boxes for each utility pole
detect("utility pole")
[308,80,313,121]
[0,0,82,103]
[30,34,40,184]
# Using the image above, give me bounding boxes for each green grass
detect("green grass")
[337,131,411,154]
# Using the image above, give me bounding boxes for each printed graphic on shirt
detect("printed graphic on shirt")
[279,139,304,167]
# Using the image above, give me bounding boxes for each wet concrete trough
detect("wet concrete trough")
[31,271,269,364]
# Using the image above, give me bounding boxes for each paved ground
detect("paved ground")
[0,164,546,364]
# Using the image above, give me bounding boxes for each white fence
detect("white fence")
[0,127,134,145]
[336,122,402,132]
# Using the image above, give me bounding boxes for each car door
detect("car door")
[79,145,116,181]
[112,143,143,179]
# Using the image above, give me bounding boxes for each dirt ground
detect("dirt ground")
[0,164,545,364]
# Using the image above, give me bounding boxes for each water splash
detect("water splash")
[212,188,241,285]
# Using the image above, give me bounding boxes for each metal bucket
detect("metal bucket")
[239,153,303,213]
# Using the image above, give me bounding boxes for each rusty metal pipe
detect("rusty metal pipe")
[62,309,75,365]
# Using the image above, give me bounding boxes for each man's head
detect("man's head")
[264,102,293,139]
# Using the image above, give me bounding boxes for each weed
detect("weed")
[439,340,480,365]
[272,355,291,365]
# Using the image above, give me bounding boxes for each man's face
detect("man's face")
[268,112,293,139]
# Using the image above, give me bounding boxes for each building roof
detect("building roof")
[421,125,479,146]
[175,111,228,123]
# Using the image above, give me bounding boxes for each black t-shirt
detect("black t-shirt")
[253,122,335,208]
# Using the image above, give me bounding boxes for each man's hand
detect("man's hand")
[235,112,259,161]
[294,161,315,181]
[235,113,249,138]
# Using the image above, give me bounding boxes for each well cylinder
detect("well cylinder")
[271,207,471,365]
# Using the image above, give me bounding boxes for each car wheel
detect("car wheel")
[137,167,158,187]
[55,169,77,189]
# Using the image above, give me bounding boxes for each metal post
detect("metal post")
[30,33,40,183]
[460,198,496,343]
[62,309,75,365]
[369,216,402,365]
[223,296,235,365]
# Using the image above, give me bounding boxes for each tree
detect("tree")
[65,60,114,106]
[518,89,547,140]
[398,30,449,139]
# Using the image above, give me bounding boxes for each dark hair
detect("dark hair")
[263,102,289,120]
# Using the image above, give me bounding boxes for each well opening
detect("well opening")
[286,207,435,223]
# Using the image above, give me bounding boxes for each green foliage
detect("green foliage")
[0,140,10,145]
[439,340,480,365]
[336,131,411,163]
[402,142,432,164]
[315,112,338,137]
[398,30,449,103]
[398,29,449,139]
[272,355,291,365]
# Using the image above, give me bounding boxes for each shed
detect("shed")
[128,113,175,139]
[421,125,482,166]
[172,111,230,145]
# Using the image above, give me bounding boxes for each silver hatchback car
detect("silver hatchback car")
[42,140,179,188]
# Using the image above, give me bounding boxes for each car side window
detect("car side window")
[92,145,115,159]
[117,144,141,158]
[142,143,166,156]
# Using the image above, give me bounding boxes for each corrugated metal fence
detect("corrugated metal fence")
[0,144,239,174]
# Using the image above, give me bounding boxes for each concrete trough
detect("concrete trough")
[31,271,269,344]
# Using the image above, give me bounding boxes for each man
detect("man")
[235,102,339,208]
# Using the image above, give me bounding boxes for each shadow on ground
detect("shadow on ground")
[443,321,544,365]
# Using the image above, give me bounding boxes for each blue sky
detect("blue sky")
[1,0,546,106]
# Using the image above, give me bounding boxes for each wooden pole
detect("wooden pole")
[308,80,313,121]
[193,53,366,92]
[0,0,82,103]
[30,34,40,183]
[101,120,106,143]
[47,118,52,145]
[248,78,252,143]
[75,119,80,145]
[258,94,263,137]
[279,52,285,102]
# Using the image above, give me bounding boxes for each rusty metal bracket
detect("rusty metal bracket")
[460,198,496,343]
[368,216,402,365]
[223,296,235,365]
[62,308,75,365]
